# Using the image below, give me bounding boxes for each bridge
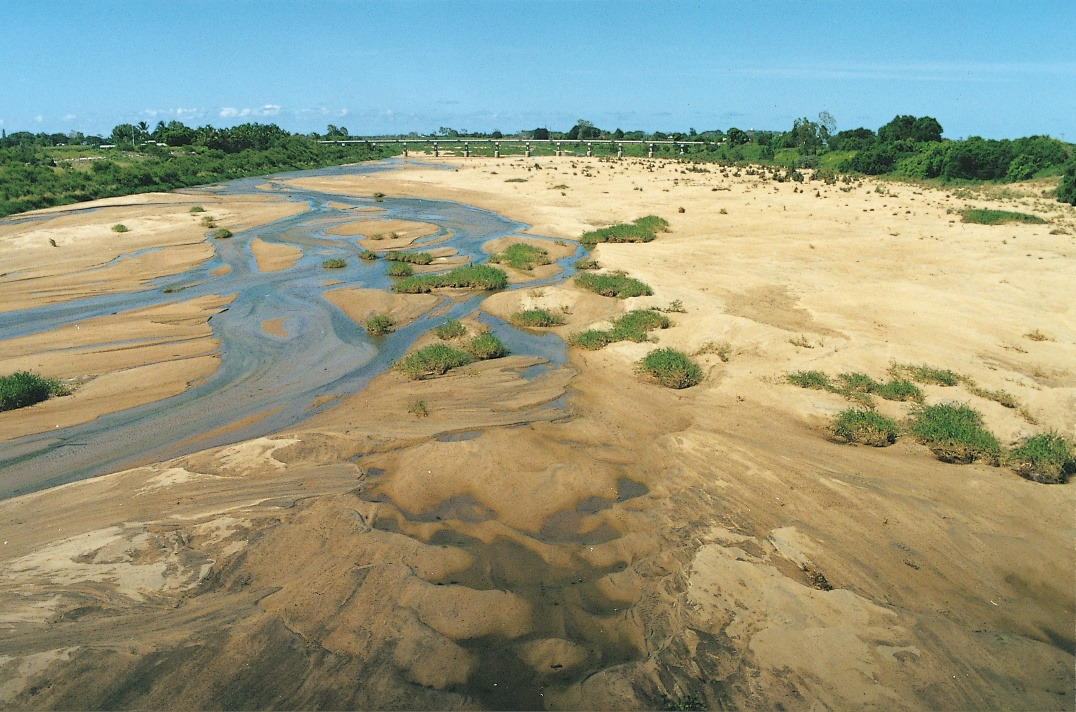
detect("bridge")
[316,136,710,158]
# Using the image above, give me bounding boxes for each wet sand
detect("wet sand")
[0,157,1073,710]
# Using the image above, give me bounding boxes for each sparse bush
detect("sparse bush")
[200,216,216,228]
[694,341,732,362]
[574,258,599,270]
[392,264,508,293]
[0,371,67,411]
[322,258,347,269]
[832,408,898,446]
[408,399,429,417]
[568,309,669,349]
[581,215,670,245]
[1024,329,1050,342]
[434,319,466,340]
[465,332,509,360]
[210,228,233,239]
[891,363,960,386]
[1007,433,1075,484]
[394,344,473,379]
[365,314,394,335]
[359,250,379,261]
[909,403,1001,464]
[385,251,434,265]
[662,299,686,313]
[511,309,565,328]
[570,329,616,350]
[787,371,831,390]
[575,272,653,298]
[961,209,1046,225]
[189,206,205,213]
[638,348,703,389]
[111,223,129,233]
[489,243,550,271]
[387,262,414,277]
[871,379,923,402]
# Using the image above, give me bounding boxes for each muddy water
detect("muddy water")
[0,161,581,498]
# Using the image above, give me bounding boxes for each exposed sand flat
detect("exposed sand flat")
[260,317,288,337]
[327,217,438,239]
[0,294,233,440]
[1,158,1073,710]
[249,237,302,272]
[322,287,440,329]
[0,195,304,312]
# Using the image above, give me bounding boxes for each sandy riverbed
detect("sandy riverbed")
[0,157,1073,710]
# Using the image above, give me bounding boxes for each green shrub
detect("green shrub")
[568,309,669,349]
[394,344,474,379]
[569,329,616,350]
[322,258,347,269]
[387,262,414,277]
[581,215,669,245]
[434,319,466,340]
[465,332,509,360]
[909,403,1001,464]
[1006,433,1075,484]
[408,399,429,417]
[639,349,702,389]
[359,250,379,261]
[835,372,875,394]
[384,251,434,265]
[511,309,565,328]
[891,363,961,386]
[392,264,508,293]
[489,243,550,271]
[1057,160,1076,206]
[200,216,216,228]
[505,177,528,183]
[365,314,394,335]
[210,228,233,239]
[832,409,898,446]
[574,258,600,270]
[111,224,129,233]
[871,378,924,402]
[575,272,653,298]
[189,206,205,213]
[787,371,832,390]
[961,209,1047,225]
[0,371,67,411]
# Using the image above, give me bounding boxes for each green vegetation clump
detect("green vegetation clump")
[581,215,669,246]
[392,264,508,293]
[961,209,1047,225]
[505,177,528,183]
[787,370,831,390]
[788,369,923,404]
[871,378,923,402]
[489,242,551,271]
[832,409,899,446]
[569,309,669,350]
[574,258,599,270]
[0,371,67,411]
[1006,433,1075,484]
[189,205,205,213]
[364,314,394,335]
[408,399,429,417]
[384,251,434,265]
[200,216,217,228]
[322,258,347,269]
[575,272,653,298]
[909,403,1001,464]
[638,348,703,389]
[1058,160,1076,205]
[359,250,379,261]
[394,344,474,379]
[387,262,414,277]
[511,309,565,328]
[891,363,961,386]
[210,228,233,239]
[111,224,128,233]
[465,332,509,360]
[434,319,466,340]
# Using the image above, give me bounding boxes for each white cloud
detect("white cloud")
[220,107,239,118]
[62,114,77,122]
[34,115,44,123]
[258,104,281,116]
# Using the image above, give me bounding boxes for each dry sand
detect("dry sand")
[1,157,1073,710]
[249,237,302,272]
[322,287,441,329]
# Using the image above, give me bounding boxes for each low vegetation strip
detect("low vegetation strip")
[510,309,565,328]
[580,215,670,246]
[786,370,923,404]
[575,272,653,298]
[0,371,67,411]
[489,243,550,271]
[961,209,1047,225]
[434,319,466,340]
[392,264,508,293]
[387,262,414,277]
[393,333,509,379]
[909,403,1001,464]
[364,314,394,335]
[384,251,434,265]
[570,309,669,350]
[638,348,702,389]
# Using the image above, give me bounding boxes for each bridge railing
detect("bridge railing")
[317,136,715,158]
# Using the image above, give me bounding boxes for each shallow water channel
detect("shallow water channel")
[0,160,579,498]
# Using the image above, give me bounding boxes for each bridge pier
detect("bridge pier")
[525,142,531,158]
[587,142,592,157]
[648,143,654,158]
[433,141,439,157]
[402,142,408,157]
[617,142,623,159]
[464,142,469,158]
[494,142,500,158]
[679,143,685,155]
[556,142,562,156]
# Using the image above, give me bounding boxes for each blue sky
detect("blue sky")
[3,0,1073,140]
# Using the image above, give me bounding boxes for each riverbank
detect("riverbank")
[0,156,1073,710]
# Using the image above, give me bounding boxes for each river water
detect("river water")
[0,160,579,498]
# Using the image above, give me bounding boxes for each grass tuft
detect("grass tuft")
[189,206,205,213]
[891,363,961,386]
[384,251,434,265]
[638,348,703,389]
[574,258,599,270]
[832,409,898,446]
[569,309,669,349]
[581,215,669,245]
[359,250,379,261]
[364,314,394,335]
[0,371,68,411]
[787,371,831,390]
[489,243,550,271]
[434,319,466,340]
[210,228,233,239]
[694,341,732,362]
[394,344,473,379]
[909,403,1001,464]
[1006,433,1075,484]
[511,309,565,328]
[961,209,1047,225]
[387,262,414,277]
[111,224,129,233]
[322,258,347,269]
[392,264,507,293]
[465,332,510,360]
[575,272,653,298]
[408,399,429,417]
